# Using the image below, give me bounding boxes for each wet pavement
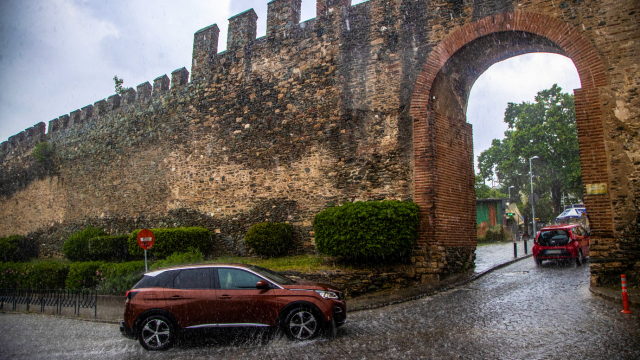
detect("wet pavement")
[2,257,638,359]
[474,239,533,273]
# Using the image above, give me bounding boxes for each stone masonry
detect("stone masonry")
[0,0,638,287]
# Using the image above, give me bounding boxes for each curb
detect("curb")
[589,287,639,310]
[349,254,533,313]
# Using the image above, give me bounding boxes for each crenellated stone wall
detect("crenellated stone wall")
[1,0,638,287]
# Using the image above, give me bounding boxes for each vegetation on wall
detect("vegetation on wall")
[314,200,419,261]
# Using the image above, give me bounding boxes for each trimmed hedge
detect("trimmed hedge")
[0,261,69,289]
[314,200,419,261]
[0,235,38,262]
[97,261,146,295]
[88,235,131,261]
[128,227,212,259]
[62,227,106,262]
[245,222,293,257]
[66,261,104,290]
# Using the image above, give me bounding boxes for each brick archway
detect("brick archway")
[409,11,612,280]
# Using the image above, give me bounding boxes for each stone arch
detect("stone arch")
[409,11,612,279]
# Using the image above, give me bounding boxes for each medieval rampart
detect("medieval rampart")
[1,0,638,286]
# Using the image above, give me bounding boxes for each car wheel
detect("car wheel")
[283,307,321,341]
[138,315,175,351]
[535,257,543,267]
[575,250,583,267]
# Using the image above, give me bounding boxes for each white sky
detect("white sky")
[0,0,580,174]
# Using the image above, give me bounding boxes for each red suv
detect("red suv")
[119,264,346,350]
[532,224,590,266]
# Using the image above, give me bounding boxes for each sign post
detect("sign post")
[137,229,155,272]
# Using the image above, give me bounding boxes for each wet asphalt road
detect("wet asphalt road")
[1,258,639,359]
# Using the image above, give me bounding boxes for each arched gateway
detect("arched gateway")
[409,12,613,286]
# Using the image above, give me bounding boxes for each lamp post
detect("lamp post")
[508,186,515,202]
[529,156,539,236]
[508,186,516,241]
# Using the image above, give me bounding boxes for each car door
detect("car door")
[163,268,217,329]
[214,267,280,327]
[580,226,590,256]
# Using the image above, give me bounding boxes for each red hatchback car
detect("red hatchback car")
[533,224,590,266]
[120,264,346,350]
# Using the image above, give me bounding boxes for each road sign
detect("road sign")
[506,213,515,216]
[137,229,155,250]
[528,193,539,205]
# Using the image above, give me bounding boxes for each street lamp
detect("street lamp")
[508,186,515,202]
[529,156,539,236]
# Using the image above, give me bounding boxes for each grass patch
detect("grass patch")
[205,255,350,272]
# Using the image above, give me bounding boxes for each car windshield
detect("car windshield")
[246,265,295,285]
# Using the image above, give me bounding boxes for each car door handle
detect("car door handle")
[171,295,182,298]
[219,295,232,299]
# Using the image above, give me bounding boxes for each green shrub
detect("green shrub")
[481,228,508,242]
[128,227,212,259]
[0,261,69,289]
[88,235,130,261]
[97,261,146,295]
[66,261,105,290]
[314,200,419,261]
[151,248,204,270]
[62,227,106,262]
[245,222,293,257]
[0,235,38,262]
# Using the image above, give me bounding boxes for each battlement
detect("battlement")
[3,0,359,153]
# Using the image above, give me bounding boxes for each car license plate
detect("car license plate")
[547,250,562,255]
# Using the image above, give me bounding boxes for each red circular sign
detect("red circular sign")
[137,229,155,250]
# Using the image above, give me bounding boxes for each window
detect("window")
[218,268,263,290]
[133,270,176,289]
[171,268,212,289]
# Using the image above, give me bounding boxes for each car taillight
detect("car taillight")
[125,290,139,300]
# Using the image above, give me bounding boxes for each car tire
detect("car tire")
[138,315,175,351]
[575,250,583,267]
[283,307,321,341]
[535,257,543,267]
[325,317,337,339]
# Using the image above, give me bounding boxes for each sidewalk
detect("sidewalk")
[590,285,640,310]
[1,241,535,323]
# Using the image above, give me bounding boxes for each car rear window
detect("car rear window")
[132,270,176,289]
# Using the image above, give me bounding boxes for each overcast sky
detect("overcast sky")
[0,0,580,173]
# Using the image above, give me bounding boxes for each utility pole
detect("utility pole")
[530,156,539,236]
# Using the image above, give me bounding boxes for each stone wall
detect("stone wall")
[0,0,638,286]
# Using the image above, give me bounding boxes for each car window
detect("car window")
[133,270,177,289]
[246,265,294,285]
[538,230,568,241]
[574,227,583,236]
[170,268,213,289]
[218,268,263,290]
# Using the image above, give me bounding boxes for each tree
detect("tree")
[113,75,126,95]
[478,84,582,216]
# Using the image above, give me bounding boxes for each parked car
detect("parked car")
[532,224,590,266]
[120,263,346,350]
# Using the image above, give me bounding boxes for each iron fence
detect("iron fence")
[0,288,97,317]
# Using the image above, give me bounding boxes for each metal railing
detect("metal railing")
[0,288,97,317]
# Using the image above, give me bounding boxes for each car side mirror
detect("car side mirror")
[256,280,270,290]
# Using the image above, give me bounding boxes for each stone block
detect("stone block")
[227,9,258,50]
[152,75,170,96]
[81,105,93,120]
[192,24,220,80]
[136,82,152,102]
[94,100,107,115]
[267,0,301,37]
[107,94,121,110]
[171,67,190,87]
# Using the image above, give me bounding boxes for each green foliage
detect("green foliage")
[128,227,213,259]
[113,75,127,95]
[245,222,293,257]
[480,228,507,242]
[314,200,419,261]
[0,235,38,262]
[97,261,146,295]
[151,248,204,270]
[88,235,130,261]
[0,261,69,289]
[478,85,582,215]
[31,142,55,165]
[62,227,107,262]
[66,261,105,290]
[475,175,508,199]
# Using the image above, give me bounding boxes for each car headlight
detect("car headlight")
[315,290,339,300]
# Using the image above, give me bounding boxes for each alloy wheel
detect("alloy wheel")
[141,318,171,349]
[288,310,318,340]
